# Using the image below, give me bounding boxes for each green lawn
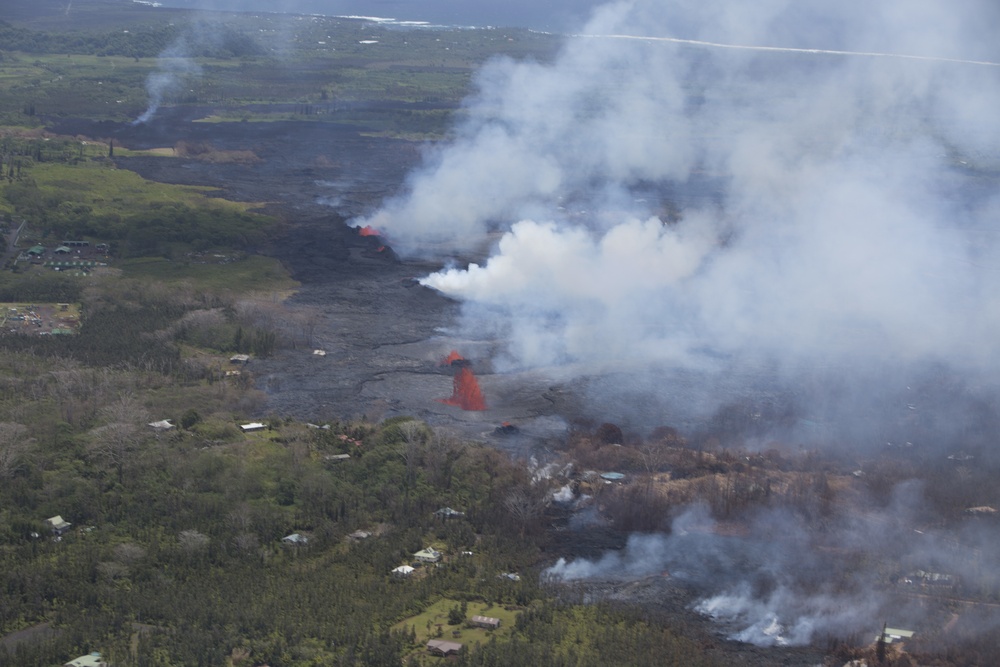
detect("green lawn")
[119,255,297,293]
[394,597,520,662]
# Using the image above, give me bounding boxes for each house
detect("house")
[434,507,465,520]
[426,640,462,656]
[312,349,327,356]
[878,627,915,644]
[64,653,107,667]
[471,615,501,630]
[148,419,175,431]
[349,530,371,540]
[498,572,521,582]
[392,565,414,577]
[281,533,308,545]
[26,245,45,257]
[230,354,251,364]
[413,547,442,563]
[54,245,73,254]
[324,454,351,462]
[240,423,266,432]
[46,515,71,535]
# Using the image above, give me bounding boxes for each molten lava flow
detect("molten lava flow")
[441,350,464,365]
[358,225,380,237]
[438,366,487,411]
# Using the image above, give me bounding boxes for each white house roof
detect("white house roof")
[64,652,106,667]
[392,565,415,575]
[240,423,266,431]
[46,515,71,530]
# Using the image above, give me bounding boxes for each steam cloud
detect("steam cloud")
[346,1,1000,646]
[356,0,1000,440]
[134,35,204,125]
[133,12,264,125]
[546,496,1000,647]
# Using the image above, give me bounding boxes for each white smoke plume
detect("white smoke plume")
[543,496,979,647]
[134,34,204,125]
[355,0,1000,440]
[133,13,264,125]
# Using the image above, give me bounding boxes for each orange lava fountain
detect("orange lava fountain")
[438,366,487,411]
[358,225,380,237]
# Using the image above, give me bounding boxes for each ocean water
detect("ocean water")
[152,0,605,32]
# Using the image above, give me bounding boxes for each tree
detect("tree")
[88,393,150,484]
[89,420,143,484]
[876,622,887,665]
[0,422,31,479]
[503,486,546,538]
[595,422,623,445]
[447,604,464,625]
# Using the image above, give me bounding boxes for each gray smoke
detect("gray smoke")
[355,0,1000,443]
[545,489,1000,647]
[134,33,203,125]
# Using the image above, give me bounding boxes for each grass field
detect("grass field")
[394,597,520,662]
[17,161,259,215]
[119,255,298,292]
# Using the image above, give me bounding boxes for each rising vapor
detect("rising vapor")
[355,0,1000,441]
[134,36,203,125]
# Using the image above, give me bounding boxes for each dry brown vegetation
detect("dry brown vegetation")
[173,140,261,165]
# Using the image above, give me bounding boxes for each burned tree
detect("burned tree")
[503,486,547,537]
[0,422,31,480]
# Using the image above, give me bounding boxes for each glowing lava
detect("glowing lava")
[358,225,380,237]
[437,351,486,410]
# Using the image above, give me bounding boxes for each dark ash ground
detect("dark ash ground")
[50,109,577,451]
[50,110,957,666]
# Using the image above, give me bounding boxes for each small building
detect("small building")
[324,453,351,462]
[498,572,521,582]
[426,640,462,656]
[349,530,371,540]
[148,419,175,431]
[64,652,107,667]
[313,349,327,356]
[413,547,442,563]
[230,354,251,364]
[281,533,309,545]
[906,570,955,587]
[240,423,266,432]
[392,565,415,577]
[879,627,915,644]
[471,615,501,630]
[434,507,465,520]
[46,515,72,535]
[54,245,73,254]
